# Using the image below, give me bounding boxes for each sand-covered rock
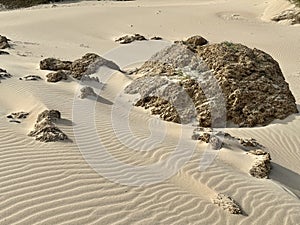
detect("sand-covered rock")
[7,112,29,120]
[272,8,300,25]
[213,194,243,215]
[0,50,9,55]
[0,35,10,49]
[115,34,147,44]
[46,70,68,82]
[20,75,42,81]
[71,53,121,80]
[29,109,68,142]
[125,39,298,127]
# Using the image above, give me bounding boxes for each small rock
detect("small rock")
[249,153,272,179]
[22,75,42,81]
[150,36,163,40]
[7,112,29,120]
[183,35,208,49]
[46,70,68,82]
[239,138,262,148]
[36,109,61,123]
[0,35,10,49]
[213,194,243,214]
[79,86,97,99]
[9,120,21,124]
[115,34,147,44]
[40,58,72,71]
[0,68,12,83]
[0,50,9,55]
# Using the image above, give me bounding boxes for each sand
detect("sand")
[0,0,299,224]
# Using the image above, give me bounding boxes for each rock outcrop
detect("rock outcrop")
[0,35,10,49]
[272,8,300,25]
[46,70,68,82]
[28,110,68,142]
[40,58,72,71]
[125,39,298,127]
[213,194,243,215]
[115,34,147,44]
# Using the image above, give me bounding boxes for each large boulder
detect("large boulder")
[125,39,298,127]
[40,58,72,71]
[0,35,10,49]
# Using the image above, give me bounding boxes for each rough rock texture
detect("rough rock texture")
[150,36,163,40]
[125,40,298,127]
[272,8,300,25]
[71,53,121,80]
[239,138,262,148]
[213,194,243,214]
[181,35,208,51]
[79,86,97,99]
[192,128,224,150]
[0,68,12,83]
[46,70,68,82]
[0,35,10,49]
[40,58,72,71]
[115,34,147,44]
[29,110,68,142]
[249,151,272,179]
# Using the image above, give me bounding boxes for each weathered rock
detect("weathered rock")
[70,53,121,80]
[79,86,97,99]
[182,35,208,51]
[20,75,42,81]
[239,138,262,148]
[115,34,147,44]
[0,35,10,49]
[46,70,68,82]
[272,8,300,25]
[40,58,72,71]
[249,152,272,179]
[29,110,68,142]
[213,194,243,214]
[126,39,298,127]
[36,109,61,123]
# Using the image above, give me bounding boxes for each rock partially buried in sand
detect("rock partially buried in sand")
[0,35,10,49]
[125,38,298,127]
[213,194,243,215]
[115,34,147,44]
[182,35,208,51]
[29,109,68,142]
[7,112,29,120]
[71,53,122,80]
[20,75,42,81]
[40,58,72,71]
[0,50,9,55]
[0,68,12,83]
[46,70,68,82]
[272,8,300,25]
[79,86,97,99]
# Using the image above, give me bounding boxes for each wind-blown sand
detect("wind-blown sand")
[0,0,299,224]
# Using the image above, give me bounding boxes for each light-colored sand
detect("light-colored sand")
[0,0,299,224]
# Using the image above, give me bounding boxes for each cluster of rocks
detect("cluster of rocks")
[272,8,300,25]
[191,127,223,150]
[0,68,12,83]
[248,149,272,179]
[19,75,42,81]
[28,109,68,142]
[115,34,163,44]
[40,53,121,81]
[125,36,298,127]
[213,194,243,215]
[6,111,29,123]
[0,35,10,49]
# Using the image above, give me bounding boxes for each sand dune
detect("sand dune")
[0,0,300,224]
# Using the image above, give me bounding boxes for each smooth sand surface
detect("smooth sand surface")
[0,0,299,224]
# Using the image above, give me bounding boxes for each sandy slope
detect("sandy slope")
[0,0,299,224]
